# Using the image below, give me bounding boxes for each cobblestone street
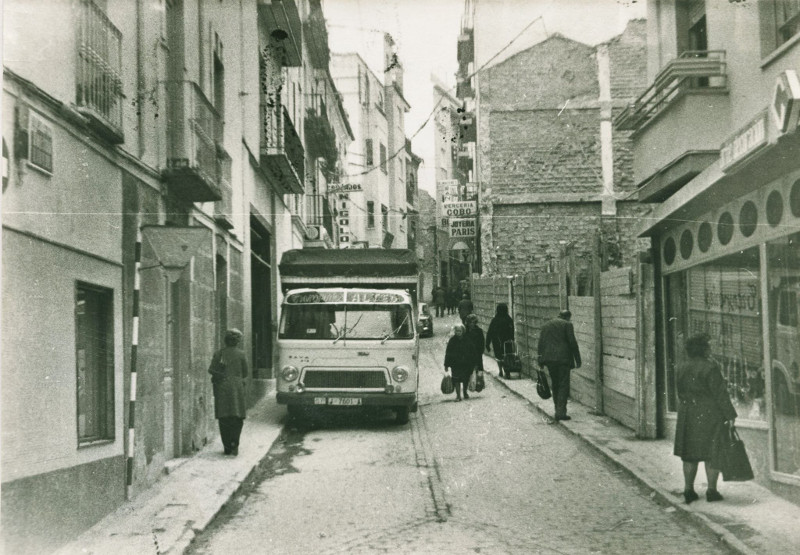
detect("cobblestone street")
[189,315,734,554]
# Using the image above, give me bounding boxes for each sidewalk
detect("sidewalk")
[482,355,800,555]
[55,393,287,555]
[55,366,800,555]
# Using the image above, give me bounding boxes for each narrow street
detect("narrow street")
[189,314,733,554]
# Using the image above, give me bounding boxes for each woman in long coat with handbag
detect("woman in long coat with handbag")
[673,333,737,503]
[485,303,515,377]
[209,329,249,455]
[444,324,473,401]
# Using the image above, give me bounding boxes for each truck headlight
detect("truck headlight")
[391,366,409,382]
[281,365,299,382]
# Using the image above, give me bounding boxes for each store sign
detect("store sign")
[442,200,477,218]
[720,112,768,173]
[329,183,362,194]
[449,217,476,237]
[771,69,800,134]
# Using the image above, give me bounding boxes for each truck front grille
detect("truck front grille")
[303,369,387,389]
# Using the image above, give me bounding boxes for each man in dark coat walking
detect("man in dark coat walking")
[433,286,446,317]
[209,329,249,455]
[537,310,581,421]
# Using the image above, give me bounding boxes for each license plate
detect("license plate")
[326,397,362,406]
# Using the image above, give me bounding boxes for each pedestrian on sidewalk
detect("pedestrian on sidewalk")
[444,323,473,402]
[673,333,737,504]
[433,285,446,317]
[465,314,485,394]
[537,309,581,421]
[446,287,458,315]
[458,293,474,325]
[208,328,249,456]
[486,303,515,378]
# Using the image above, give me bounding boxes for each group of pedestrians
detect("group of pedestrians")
[432,285,464,317]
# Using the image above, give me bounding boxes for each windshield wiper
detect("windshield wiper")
[382,314,410,344]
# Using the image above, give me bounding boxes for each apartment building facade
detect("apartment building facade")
[1,0,351,550]
[617,0,800,504]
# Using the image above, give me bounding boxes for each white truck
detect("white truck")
[276,249,420,424]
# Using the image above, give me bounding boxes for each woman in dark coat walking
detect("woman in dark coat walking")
[485,303,515,378]
[464,313,485,376]
[673,333,737,503]
[444,324,473,401]
[209,329,249,456]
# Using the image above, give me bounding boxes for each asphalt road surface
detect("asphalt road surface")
[189,314,733,554]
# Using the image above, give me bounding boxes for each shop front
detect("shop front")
[646,119,800,501]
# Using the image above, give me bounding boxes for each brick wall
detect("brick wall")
[492,203,600,275]
[490,109,603,196]
[608,19,647,100]
[483,35,598,110]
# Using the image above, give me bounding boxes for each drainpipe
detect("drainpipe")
[136,0,145,157]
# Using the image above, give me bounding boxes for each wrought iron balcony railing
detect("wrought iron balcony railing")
[76,0,124,143]
[162,81,222,202]
[615,51,727,132]
[260,103,305,194]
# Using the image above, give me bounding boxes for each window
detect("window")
[777,0,800,45]
[664,247,765,421]
[367,200,375,228]
[28,111,53,174]
[279,303,413,340]
[212,33,225,117]
[365,139,373,167]
[761,1,800,54]
[76,283,115,442]
[377,90,384,112]
[381,204,388,231]
[380,143,387,173]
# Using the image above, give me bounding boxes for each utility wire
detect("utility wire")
[333,13,548,180]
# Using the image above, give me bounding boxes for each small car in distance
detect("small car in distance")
[418,302,433,338]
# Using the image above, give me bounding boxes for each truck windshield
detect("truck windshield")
[279,304,414,340]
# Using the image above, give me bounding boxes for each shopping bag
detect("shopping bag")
[440,374,454,395]
[536,370,552,400]
[475,371,485,392]
[502,341,522,375]
[711,423,754,482]
[468,371,477,392]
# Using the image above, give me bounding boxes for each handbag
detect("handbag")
[440,374,454,395]
[536,369,552,400]
[502,341,522,374]
[711,423,754,482]
[475,371,485,392]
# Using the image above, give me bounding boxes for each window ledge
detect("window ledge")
[760,32,800,69]
[78,438,115,449]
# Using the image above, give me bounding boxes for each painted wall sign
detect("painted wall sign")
[328,183,362,194]
[720,111,768,172]
[449,217,476,237]
[771,69,800,134]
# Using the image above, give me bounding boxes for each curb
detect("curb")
[488,370,756,555]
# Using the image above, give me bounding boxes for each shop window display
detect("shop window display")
[665,246,766,421]
[767,233,800,477]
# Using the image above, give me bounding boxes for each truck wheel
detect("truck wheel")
[395,406,409,425]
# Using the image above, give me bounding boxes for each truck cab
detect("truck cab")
[276,249,420,424]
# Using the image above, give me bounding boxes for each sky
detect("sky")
[322,0,647,195]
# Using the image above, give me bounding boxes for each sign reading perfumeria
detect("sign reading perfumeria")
[449,217,476,237]
[720,111,768,172]
[328,183,363,194]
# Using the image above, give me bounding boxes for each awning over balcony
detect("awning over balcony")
[637,150,718,203]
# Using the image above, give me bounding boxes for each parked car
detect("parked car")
[418,302,433,338]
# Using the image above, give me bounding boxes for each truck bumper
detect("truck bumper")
[277,392,418,410]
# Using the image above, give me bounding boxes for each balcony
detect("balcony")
[614,51,731,194]
[215,147,234,230]
[162,81,222,203]
[258,0,302,67]
[615,51,728,132]
[75,0,124,144]
[260,104,305,195]
[457,29,474,65]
